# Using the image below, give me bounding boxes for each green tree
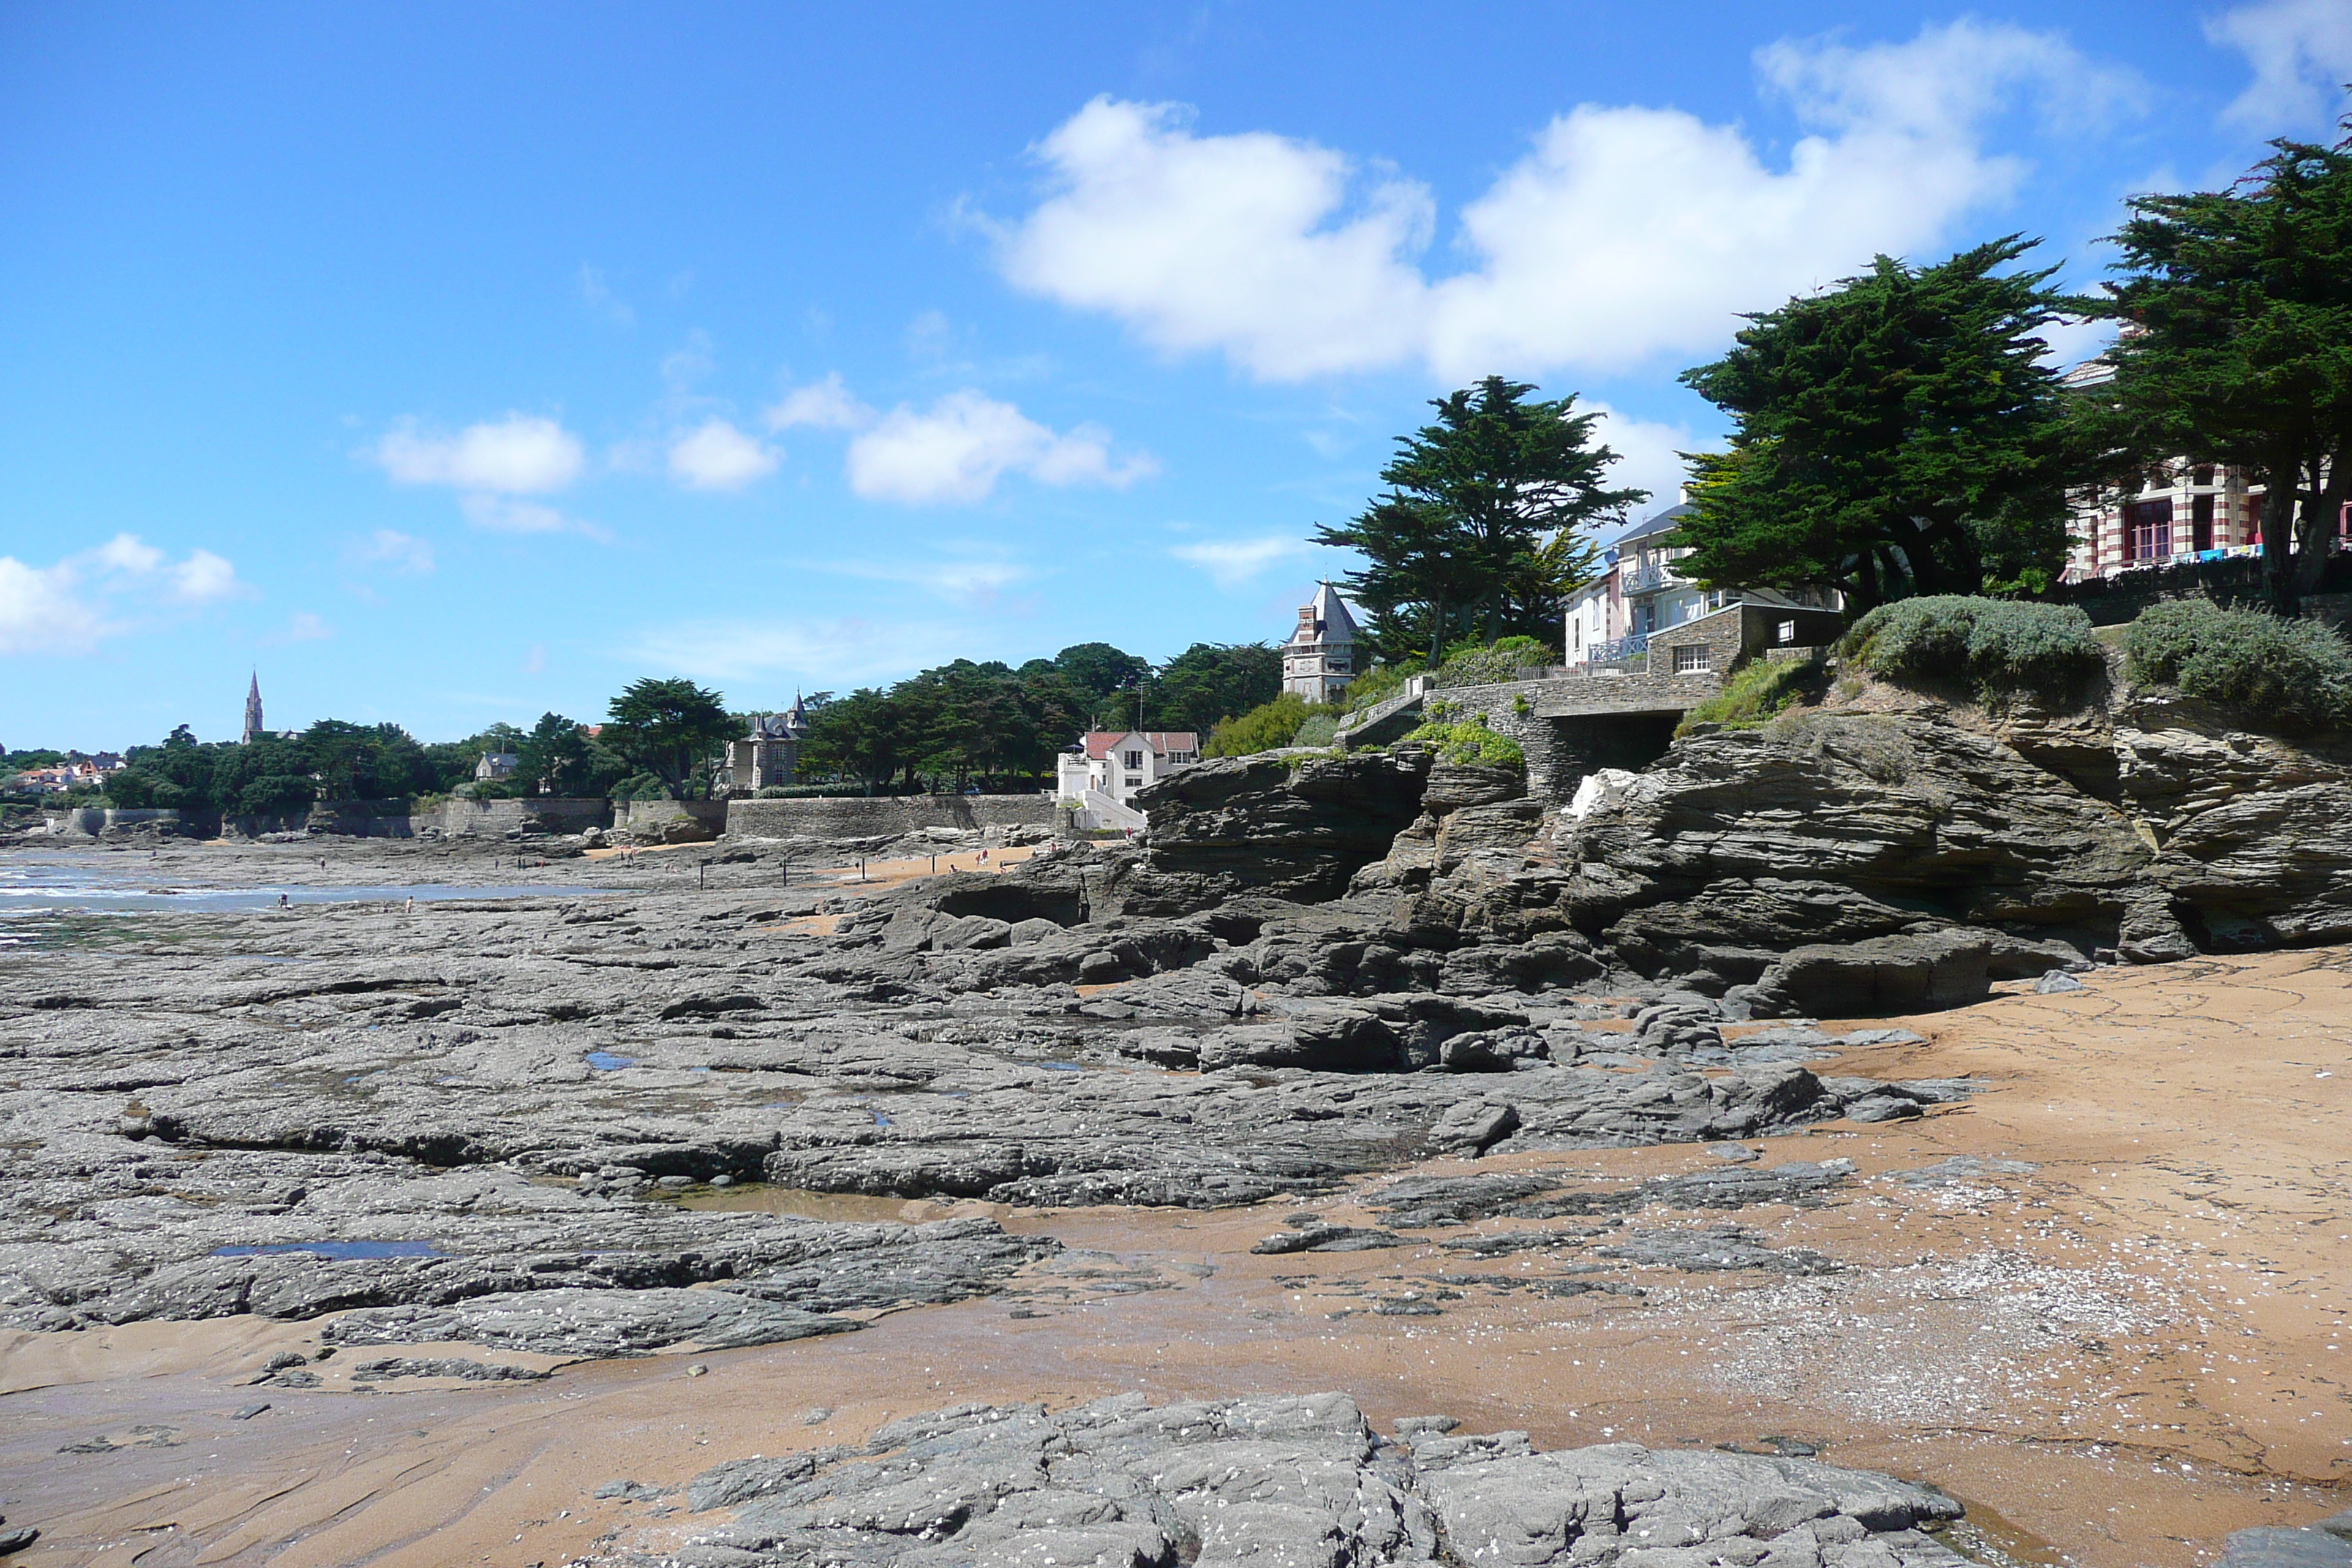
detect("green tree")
[209,734,317,817]
[799,688,909,792]
[516,712,627,797]
[603,678,734,800]
[1052,643,1152,728]
[1316,377,1641,663]
[1204,693,1327,757]
[2087,112,2352,603]
[1144,642,1282,736]
[1676,236,2080,608]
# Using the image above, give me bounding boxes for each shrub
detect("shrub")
[1401,717,1526,767]
[611,772,671,802]
[1343,660,1422,712]
[1431,636,1556,688]
[1842,595,2101,700]
[1291,712,1341,748]
[1205,694,1341,756]
[1677,655,1820,736]
[2125,599,2352,734]
[755,785,794,799]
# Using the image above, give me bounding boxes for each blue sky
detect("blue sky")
[6,1,2350,748]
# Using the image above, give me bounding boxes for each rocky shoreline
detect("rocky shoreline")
[6,666,2352,1562]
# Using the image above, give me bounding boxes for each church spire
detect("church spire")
[243,671,265,745]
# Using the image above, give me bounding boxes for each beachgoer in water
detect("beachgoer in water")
[404,896,415,916]
[277,893,290,909]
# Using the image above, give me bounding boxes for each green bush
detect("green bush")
[1842,595,2101,700]
[1677,655,1820,735]
[1291,712,1341,748]
[611,772,671,802]
[1431,636,1557,689]
[2125,599,2352,734]
[1204,694,1343,756]
[1343,660,1422,712]
[1401,717,1526,767]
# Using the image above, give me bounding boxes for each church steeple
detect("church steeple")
[243,671,265,745]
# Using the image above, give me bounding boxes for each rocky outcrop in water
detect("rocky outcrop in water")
[589,1391,1970,1567]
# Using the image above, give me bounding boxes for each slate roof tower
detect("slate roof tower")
[242,672,265,745]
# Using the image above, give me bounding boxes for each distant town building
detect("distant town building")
[1056,730,1200,810]
[724,696,814,795]
[1281,583,1360,705]
[475,752,520,781]
[242,672,265,745]
[1565,502,1839,671]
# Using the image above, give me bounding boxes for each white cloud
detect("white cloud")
[0,537,249,655]
[93,534,164,574]
[1586,404,1701,521]
[170,549,244,603]
[0,557,108,655]
[374,413,585,493]
[460,495,609,540]
[817,555,1030,601]
[764,372,874,432]
[625,616,962,687]
[2209,0,2352,133]
[351,529,435,574]
[996,97,1433,378]
[668,419,780,491]
[1170,535,1306,587]
[286,611,333,643]
[992,23,2138,381]
[845,389,1157,504]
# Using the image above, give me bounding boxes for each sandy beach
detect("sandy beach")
[1,946,2344,1565]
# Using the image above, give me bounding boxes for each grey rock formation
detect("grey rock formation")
[592,1392,1968,1567]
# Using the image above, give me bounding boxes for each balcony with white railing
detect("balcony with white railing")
[1619,563,1673,595]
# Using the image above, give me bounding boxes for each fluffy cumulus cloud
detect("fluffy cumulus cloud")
[2209,0,2352,132]
[0,534,249,656]
[1169,535,1307,587]
[374,413,585,493]
[845,389,1157,505]
[992,22,2136,381]
[668,419,780,491]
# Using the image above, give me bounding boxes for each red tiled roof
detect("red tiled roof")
[1079,731,1199,761]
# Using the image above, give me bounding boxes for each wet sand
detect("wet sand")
[1,949,2346,1565]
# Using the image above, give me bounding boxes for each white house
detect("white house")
[1281,583,1360,704]
[1566,502,1839,666]
[475,751,521,781]
[1055,729,1200,812]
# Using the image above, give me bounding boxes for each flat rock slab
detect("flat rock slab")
[591,1391,1969,1567]
[323,1286,858,1356]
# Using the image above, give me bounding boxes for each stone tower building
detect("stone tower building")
[242,673,265,745]
[1281,583,1360,705]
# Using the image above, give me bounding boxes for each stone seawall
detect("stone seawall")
[725,794,1052,841]
[438,798,612,838]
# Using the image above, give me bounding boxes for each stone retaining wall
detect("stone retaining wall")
[437,797,612,837]
[725,794,1053,841]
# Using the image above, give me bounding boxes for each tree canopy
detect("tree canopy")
[603,678,736,800]
[2086,114,2352,602]
[1316,377,1642,663]
[1676,236,2079,608]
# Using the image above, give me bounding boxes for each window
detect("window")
[1777,619,1796,644]
[2193,465,2214,487]
[1123,750,1143,769]
[2192,493,2215,552]
[1123,777,1142,789]
[2125,499,2173,562]
[1673,644,1711,674]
